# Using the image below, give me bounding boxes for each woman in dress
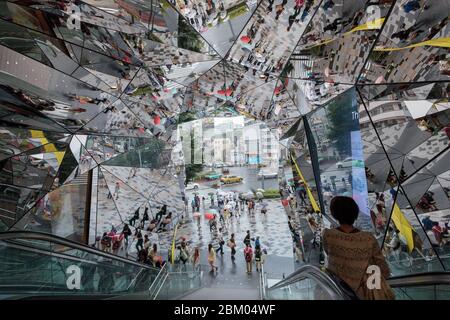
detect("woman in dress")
[207,243,218,273]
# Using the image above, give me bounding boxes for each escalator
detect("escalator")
[0,231,162,299]
[260,264,450,300]
[1,230,448,300]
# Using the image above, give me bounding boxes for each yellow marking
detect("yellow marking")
[290,153,320,212]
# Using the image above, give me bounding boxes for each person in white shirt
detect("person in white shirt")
[215,227,224,255]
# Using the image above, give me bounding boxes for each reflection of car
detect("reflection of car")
[336,157,364,169]
[185,182,199,190]
[220,175,243,184]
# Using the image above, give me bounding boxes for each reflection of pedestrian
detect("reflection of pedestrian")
[114,181,120,199]
[322,0,335,10]
[330,176,336,191]
[402,0,421,13]
[275,0,287,20]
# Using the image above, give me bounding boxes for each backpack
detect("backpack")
[245,249,252,262]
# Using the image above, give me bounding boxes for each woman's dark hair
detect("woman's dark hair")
[330,196,359,225]
[208,243,213,251]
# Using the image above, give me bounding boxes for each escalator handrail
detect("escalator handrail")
[267,264,357,300]
[388,272,450,288]
[0,230,157,271]
[148,263,168,295]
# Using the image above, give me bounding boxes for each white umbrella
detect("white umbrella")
[245,191,255,199]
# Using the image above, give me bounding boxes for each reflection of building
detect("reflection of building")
[359,101,409,130]
[176,117,280,166]
[260,126,279,166]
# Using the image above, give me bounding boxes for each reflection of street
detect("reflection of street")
[197,166,280,193]
[203,10,255,56]
[182,186,294,260]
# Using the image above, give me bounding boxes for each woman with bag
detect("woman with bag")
[323,196,394,300]
[228,233,236,261]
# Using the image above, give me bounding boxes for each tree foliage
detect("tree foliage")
[178,17,204,53]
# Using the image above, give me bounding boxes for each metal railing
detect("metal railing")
[265,264,359,300]
[259,261,267,299]
[0,231,157,270]
[388,272,450,288]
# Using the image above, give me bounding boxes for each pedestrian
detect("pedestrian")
[114,181,120,199]
[148,243,156,265]
[100,232,112,253]
[248,199,254,215]
[191,198,196,213]
[192,247,200,269]
[122,223,132,247]
[244,230,251,246]
[228,233,236,261]
[129,207,140,226]
[208,243,218,272]
[128,167,136,180]
[255,236,261,248]
[180,242,189,265]
[244,243,253,274]
[195,194,200,212]
[141,207,149,228]
[216,227,224,255]
[155,205,166,222]
[210,193,215,206]
[323,196,394,300]
[261,201,268,214]
[255,245,262,272]
[134,228,143,253]
[143,234,150,253]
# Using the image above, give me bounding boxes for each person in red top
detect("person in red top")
[244,243,253,274]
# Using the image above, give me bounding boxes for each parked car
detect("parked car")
[336,157,364,169]
[185,182,199,190]
[220,175,243,184]
[257,169,278,179]
[205,173,222,180]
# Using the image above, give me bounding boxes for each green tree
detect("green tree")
[178,17,204,53]
[325,95,354,156]
[185,164,203,183]
[176,111,197,124]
